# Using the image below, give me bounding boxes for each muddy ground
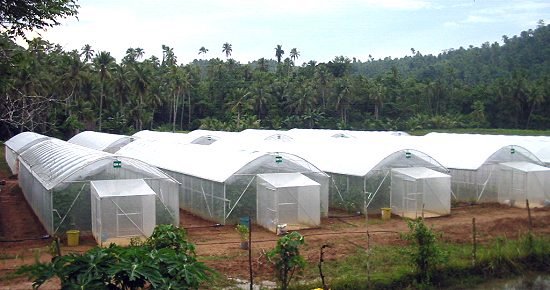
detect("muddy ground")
[1,172,549,289]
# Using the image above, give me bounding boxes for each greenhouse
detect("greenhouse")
[390,167,451,218]
[497,161,550,208]
[117,139,330,227]
[418,133,545,203]
[91,179,156,246]
[425,133,550,166]
[68,131,135,153]
[4,132,50,175]
[18,138,179,235]
[246,138,450,214]
[257,173,321,233]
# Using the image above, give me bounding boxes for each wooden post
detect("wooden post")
[248,216,253,290]
[318,245,329,290]
[472,217,476,267]
[365,202,371,288]
[526,199,533,231]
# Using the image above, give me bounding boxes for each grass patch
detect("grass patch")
[288,233,550,289]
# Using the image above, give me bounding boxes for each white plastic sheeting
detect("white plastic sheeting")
[422,133,548,169]
[91,179,156,246]
[184,130,238,145]
[213,134,448,213]
[415,133,545,202]
[18,138,179,235]
[391,167,451,218]
[4,132,50,175]
[498,161,550,208]
[132,130,188,143]
[286,128,409,141]
[257,173,320,233]
[68,131,134,153]
[116,138,330,224]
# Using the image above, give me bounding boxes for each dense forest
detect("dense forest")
[1,20,549,139]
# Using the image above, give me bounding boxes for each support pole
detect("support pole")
[526,199,533,231]
[248,216,253,290]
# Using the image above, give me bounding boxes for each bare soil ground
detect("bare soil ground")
[1,168,549,288]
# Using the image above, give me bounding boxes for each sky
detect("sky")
[21,0,550,64]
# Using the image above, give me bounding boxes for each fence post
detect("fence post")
[526,199,533,231]
[472,217,476,267]
[248,216,253,290]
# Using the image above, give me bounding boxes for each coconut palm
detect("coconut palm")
[80,44,94,63]
[222,42,232,58]
[92,51,115,131]
[275,44,284,63]
[290,48,300,63]
[198,46,208,56]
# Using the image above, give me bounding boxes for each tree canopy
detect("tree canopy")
[1,22,549,139]
[0,0,79,37]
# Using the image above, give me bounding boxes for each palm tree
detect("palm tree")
[290,48,300,63]
[222,42,232,58]
[93,51,115,131]
[80,44,94,63]
[227,88,252,128]
[275,44,284,63]
[198,46,208,56]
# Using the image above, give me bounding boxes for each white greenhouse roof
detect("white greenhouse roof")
[426,132,550,165]
[117,138,326,183]
[239,129,295,142]
[408,134,543,170]
[19,138,173,190]
[4,132,50,153]
[392,167,450,179]
[68,131,134,152]
[132,130,188,143]
[500,161,550,173]
[258,173,319,188]
[91,179,156,198]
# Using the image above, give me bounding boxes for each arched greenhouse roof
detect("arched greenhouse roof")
[4,132,50,153]
[279,139,448,177]
[116,138,327,183]
[68,131,134,153]
[425,132,550,165]
[19,138,176,190]
[415,133,544,170]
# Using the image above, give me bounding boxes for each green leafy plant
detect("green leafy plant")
[268,232,306,290]
[18,224,214,289]
[401,218,448,285]
[235,224,249,241]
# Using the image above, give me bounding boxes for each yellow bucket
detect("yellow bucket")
[66,230,80,246]
[381,208,392,220]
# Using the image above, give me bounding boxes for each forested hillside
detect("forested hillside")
[1,21,549,139]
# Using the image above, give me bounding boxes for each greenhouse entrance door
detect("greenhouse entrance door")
[498,162,550,208]
[256,173,321,233]
[91,179,156,246]
[390,167,451,219]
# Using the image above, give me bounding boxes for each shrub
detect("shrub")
[401,218,448,285]
[18,225,213,289]
[268,232,306,290]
